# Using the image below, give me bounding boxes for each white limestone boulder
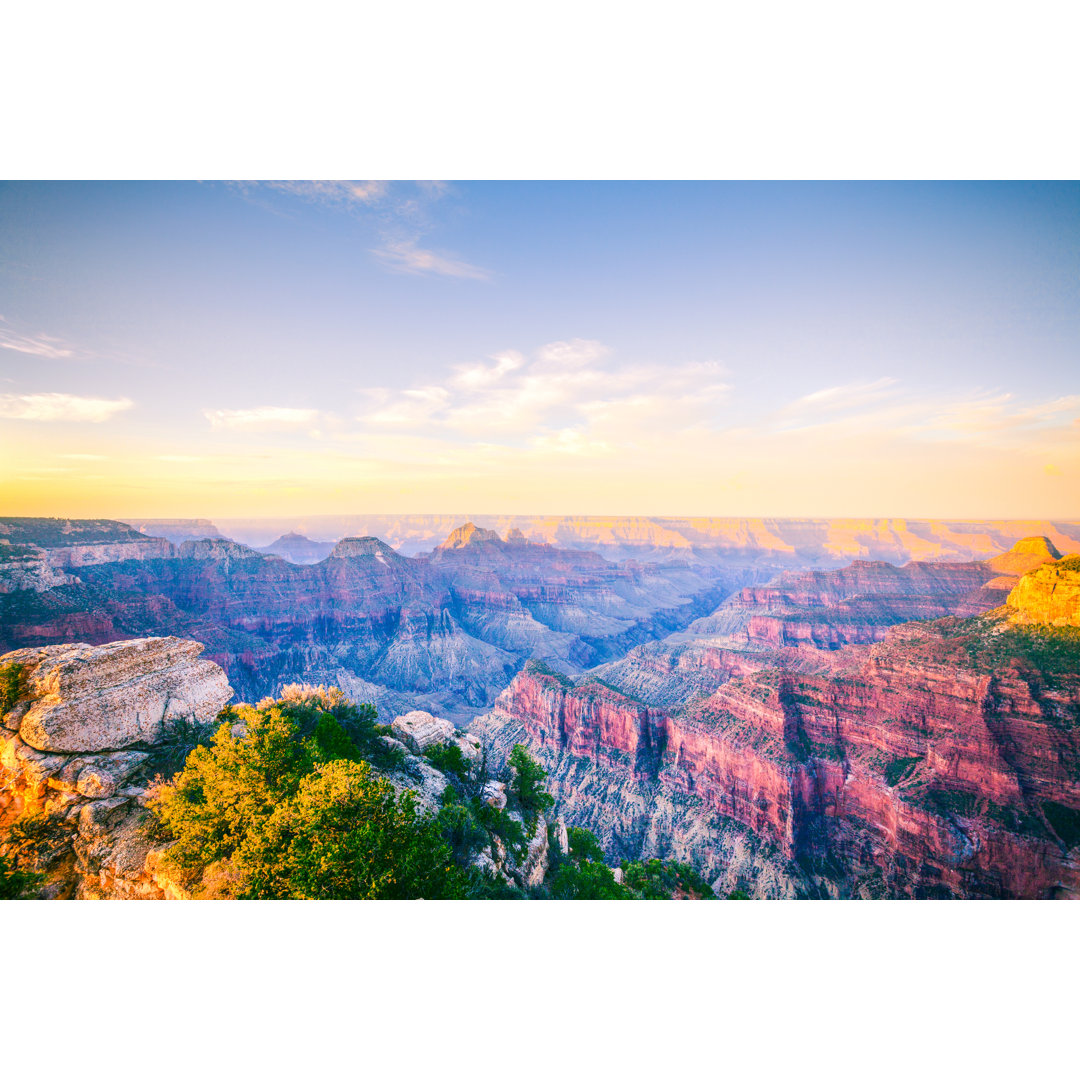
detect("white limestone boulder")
[453,731,483,767]
[390,710,456,754]
[3,637,233,753]
[482,779,508,810]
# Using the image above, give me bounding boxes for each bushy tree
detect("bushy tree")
[620,857,716,899]
[549,856,628,900]
[507,744,554,826]
[148,693,467,899]
[546,823,628,900]
[236,759,463,899]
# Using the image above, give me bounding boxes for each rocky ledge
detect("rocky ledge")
[1,637,233,898]
[1,640,552,898]
[3,637,233,753]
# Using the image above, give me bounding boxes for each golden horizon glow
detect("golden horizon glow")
[2,182,1078,521]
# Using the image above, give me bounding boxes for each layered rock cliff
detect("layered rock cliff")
[0,518,744,722]
[178,513,1080,564]
[475,554,1080,898]
[1006,556,1080,627]
[594,538,1068,711]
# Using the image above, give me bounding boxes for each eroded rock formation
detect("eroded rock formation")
[1006,557,1080,627]
[0,518,740,722]
[0,641,552,899]
[1,637,233,898]
[475,551,1080,898]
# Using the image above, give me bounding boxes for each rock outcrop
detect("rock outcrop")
[1,645,550,899]
[1,637,234,899]
[1006,556,1080,627]
[436,522,503,551]
[256,532,336,564]
[3,637,233,752]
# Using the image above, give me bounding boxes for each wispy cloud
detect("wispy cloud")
[364,386,450,426]
[58,452,107,460]
[0,317,156,368]
[0,392,133,422]
[453,350,525,389]
[535,339,610,368]
[230,181,490,281]
[781,376,899,417]
[0,325,76,360]
[772,382,1080,457]
[530,428,613,455]
[257,180,390,207]
[925,393,1080,437]
[371,238,491,280]
[203,406,319,431]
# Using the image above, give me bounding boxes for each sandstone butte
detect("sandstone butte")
[473,551,1080,899]
[1005,554,1080,627]
[0,638,550,899]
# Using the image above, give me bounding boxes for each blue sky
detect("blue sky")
[1,180,1078,518]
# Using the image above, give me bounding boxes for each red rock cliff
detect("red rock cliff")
[487,616,1080,898]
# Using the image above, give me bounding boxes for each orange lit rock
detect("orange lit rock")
[1006,558,1080,628]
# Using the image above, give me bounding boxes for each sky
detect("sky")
[1,180,1078,520]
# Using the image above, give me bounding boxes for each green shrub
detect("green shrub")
[549,858,628,899]
[435,801,490,867]
[232,759,464,899]
[148,694,468,899]
[507,744,555,826]
[1043,800,1080,849]
[621,858,717,899]
[0,851,43,900]
[522,659,574,688]
[0,662,28,715]
[884,756,922,787]
[424,741,471,782]
[474,798,528,859]
[0,810,48,899]
[567,826,606,863]
[952,622,1080,693]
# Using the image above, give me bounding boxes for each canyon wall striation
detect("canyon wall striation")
[475,551,1080,897]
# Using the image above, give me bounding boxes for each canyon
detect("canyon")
[474,545,1080,898]
[125,515,1080,564]
[4,515,1078,898]
[0,517,749,722]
